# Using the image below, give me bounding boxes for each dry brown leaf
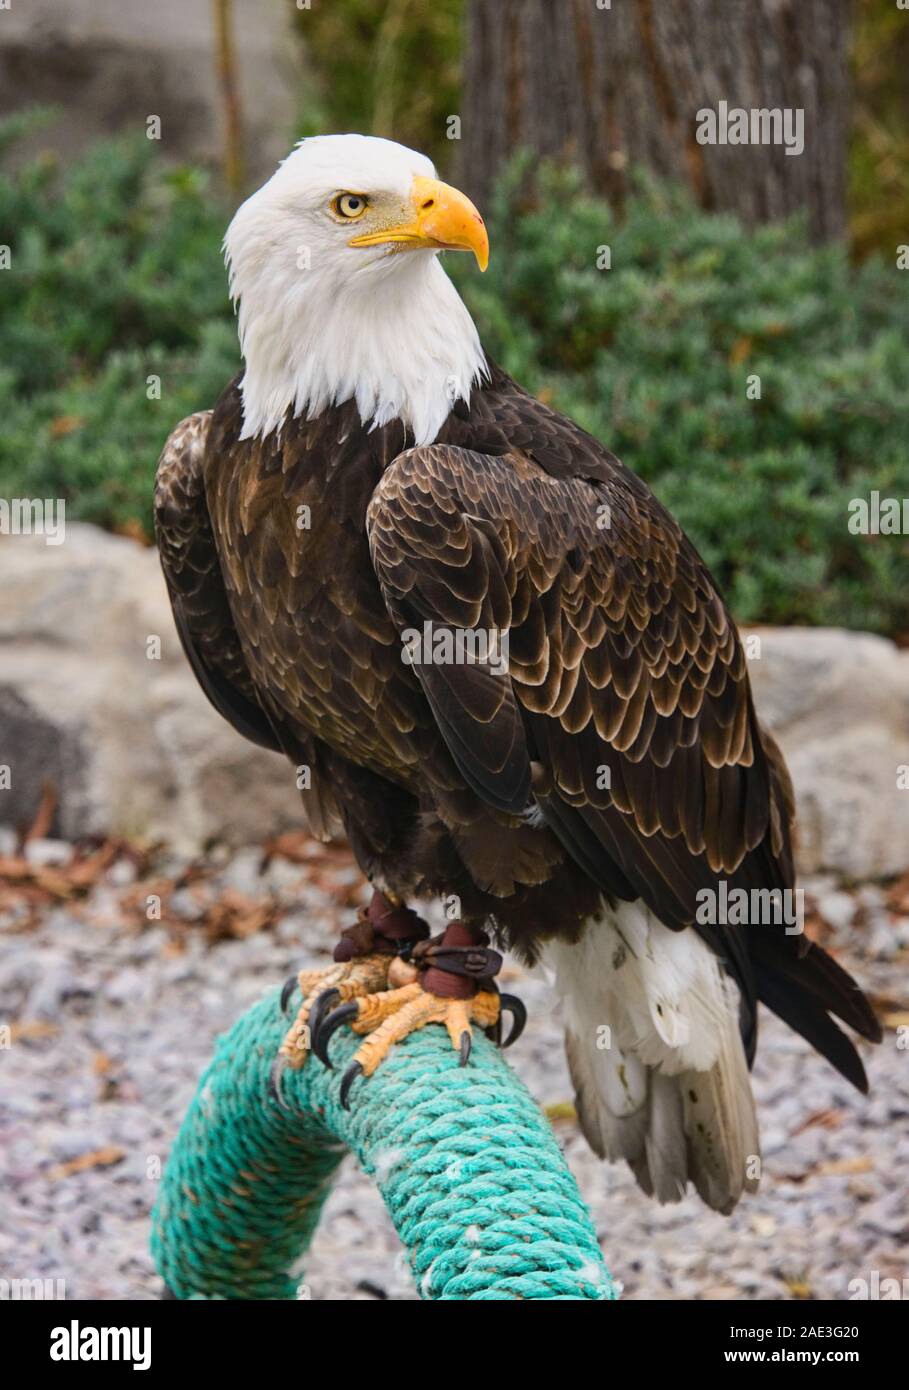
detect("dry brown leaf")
[792,1107,844,1136]
[0,856,74,900]
[780,1153,874,1183]
[66,839,123,890]
[261,830,316,866]
[21,781,58,847]
[729,335,752,365]
[9,1020,59,1043]
[816,1155,874,1177]
[49,415,85,439]
[47,1146,126,1180]
[201,889,278,942]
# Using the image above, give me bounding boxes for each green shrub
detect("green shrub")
[452,158,909,634]
[2,127,907,634]
[0,120,238,535]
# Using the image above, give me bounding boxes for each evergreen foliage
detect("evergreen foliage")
[2,127,906,633]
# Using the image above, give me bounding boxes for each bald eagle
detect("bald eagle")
[155,135,880,1212]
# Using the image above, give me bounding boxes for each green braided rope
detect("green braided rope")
[150,986,619,1301]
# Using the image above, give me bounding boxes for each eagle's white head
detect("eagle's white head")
[224,134,490,446]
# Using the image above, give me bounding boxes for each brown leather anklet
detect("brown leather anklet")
[333,889,430,963]
[412,921,503,1000]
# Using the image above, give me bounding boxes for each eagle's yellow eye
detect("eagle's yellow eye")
[333,193,368,220]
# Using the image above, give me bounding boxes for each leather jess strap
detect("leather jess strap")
[413,923,503,1000]
[333,890,429,963]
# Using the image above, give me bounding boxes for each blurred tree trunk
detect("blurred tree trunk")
[461,0,850,240]
[212,0,245,196]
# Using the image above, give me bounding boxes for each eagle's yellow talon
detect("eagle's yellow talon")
[320,985,504,1087]
[278,953,392,1069]
[349,981,424,1034]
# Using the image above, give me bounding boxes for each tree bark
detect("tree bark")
[461,0,850,240]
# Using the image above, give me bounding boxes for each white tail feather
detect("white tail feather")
[548,900,760,1214]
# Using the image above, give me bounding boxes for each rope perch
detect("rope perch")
[151,987,619,1301]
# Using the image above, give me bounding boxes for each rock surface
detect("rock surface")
[0,0,301,185]
[0,526,298,847]
[746,627,909,878]
[2,524,907,877]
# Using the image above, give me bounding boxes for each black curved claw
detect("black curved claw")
[268,1055,290,1111]
[312,999,359,1069]
[308,987,341,1057]
[459,1029,472,1067]
[499,994,527,1048]
[340,1060,363,1110]
[280,975,299,1015]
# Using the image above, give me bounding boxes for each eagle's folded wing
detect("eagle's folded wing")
[154,411,284,753]
[367,442,880,1082]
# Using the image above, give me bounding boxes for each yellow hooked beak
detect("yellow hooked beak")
[349,175,489,271]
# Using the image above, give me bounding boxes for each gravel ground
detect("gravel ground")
[1,836,908,1301]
